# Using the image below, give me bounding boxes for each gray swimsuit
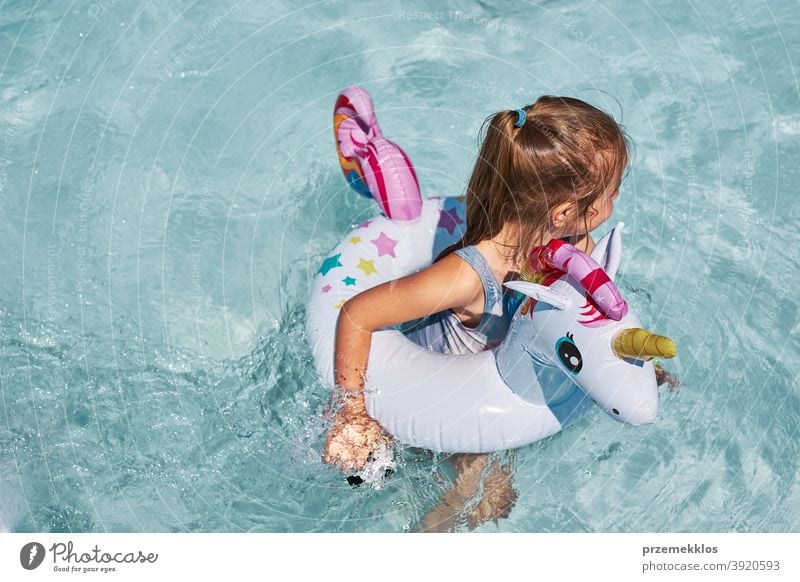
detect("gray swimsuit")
[401,246,519,355]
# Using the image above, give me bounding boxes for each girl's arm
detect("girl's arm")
[334,252,483,393]
[323,252,484,472]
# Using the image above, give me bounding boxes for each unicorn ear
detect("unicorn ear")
[503,280,570,310]
[590,222,624,280]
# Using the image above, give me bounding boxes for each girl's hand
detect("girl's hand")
[655,362,680,391]
[322,394,391,473]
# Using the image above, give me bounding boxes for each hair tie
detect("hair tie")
[514,108,526,128]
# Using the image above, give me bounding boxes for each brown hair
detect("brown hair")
[437,95,630,268]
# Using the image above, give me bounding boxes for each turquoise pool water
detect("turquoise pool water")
[0,0,798,532]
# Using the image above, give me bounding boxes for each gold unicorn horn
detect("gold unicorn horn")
[613,328,677,361]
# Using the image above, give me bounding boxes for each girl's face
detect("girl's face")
[582,188,619,233]
[550,187,620,239]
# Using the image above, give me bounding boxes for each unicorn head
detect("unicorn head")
[496,223,676,426]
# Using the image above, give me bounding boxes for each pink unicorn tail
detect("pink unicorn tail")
[333,85,422,222]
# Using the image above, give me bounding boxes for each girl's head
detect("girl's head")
[453,95,630,268]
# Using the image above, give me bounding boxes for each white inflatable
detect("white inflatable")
[306,196,676,453]
[307,85,676,455]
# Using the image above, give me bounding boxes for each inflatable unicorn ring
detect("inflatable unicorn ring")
[306,85,676,455]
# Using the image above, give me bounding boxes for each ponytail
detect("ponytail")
[436,96,629,269]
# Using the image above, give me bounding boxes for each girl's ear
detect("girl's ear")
[503,281,570,310]
[549,201,576,231]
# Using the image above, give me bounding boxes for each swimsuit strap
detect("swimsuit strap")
[453,246,503,321]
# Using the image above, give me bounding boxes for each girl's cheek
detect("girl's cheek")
[601,199,614,220]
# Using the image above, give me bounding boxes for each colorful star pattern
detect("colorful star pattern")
[370,231,398,257]
[318,253,343,276]
[320,201,471,311]
[437,207,463,235]
[356,258,377,276]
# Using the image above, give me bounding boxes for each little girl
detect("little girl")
[323,95,631,530]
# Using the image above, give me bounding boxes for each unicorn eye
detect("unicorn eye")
[555,332,582,374]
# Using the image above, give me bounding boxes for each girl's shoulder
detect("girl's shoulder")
[561,234,595,254]
[428,251,483,289]
[423,251,485,301]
